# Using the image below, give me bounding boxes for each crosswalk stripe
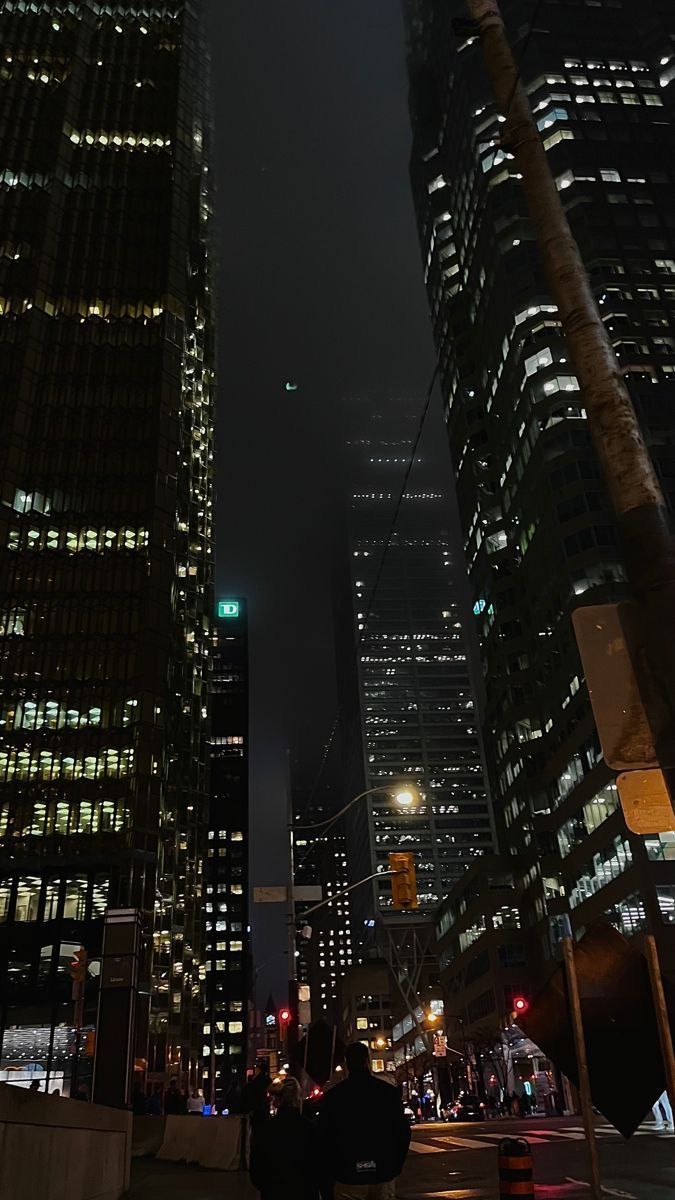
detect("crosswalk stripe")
[409,1140,445,1154]
[432,1133,496,1150]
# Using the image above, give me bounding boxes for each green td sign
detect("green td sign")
[217,600,239,619]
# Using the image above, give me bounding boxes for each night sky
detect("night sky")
[206,1,442,1000]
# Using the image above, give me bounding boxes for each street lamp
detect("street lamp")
[292,780,421,833]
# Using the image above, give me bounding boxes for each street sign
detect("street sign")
[253,886,288,903]
[293,885,322,902]
[572,604,657,770]
[433,1034,448,1057]
[617,769,675,834]
[252,885,323,903]
[520,923,675,1137]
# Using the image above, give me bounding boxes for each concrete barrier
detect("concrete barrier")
[156,1114,247,1170]
[0,1082,132,1200]
[131,1114,166,1158]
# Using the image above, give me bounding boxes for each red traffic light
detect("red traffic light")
[70,948,88,984]
[513,996,528,1014]
[278,1008,291,1024]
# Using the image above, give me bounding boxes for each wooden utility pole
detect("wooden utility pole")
[462,0,675,809]
[561,932,602,1200]
[644,934,675,1122]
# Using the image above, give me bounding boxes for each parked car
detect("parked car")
[442,1094,486,1122]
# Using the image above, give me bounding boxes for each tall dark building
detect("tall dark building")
[336,400,494,938]
[0,3,214,1093]
[404,0,675,995]
[204,599,249,1102]
[294,826,353,1025]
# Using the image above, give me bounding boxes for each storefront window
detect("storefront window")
[0,882,11,922]
[63,876,88,920]
[15,877,41,921]
[44,879,61,921]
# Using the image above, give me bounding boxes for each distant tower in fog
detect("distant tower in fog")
[335,399,494,935]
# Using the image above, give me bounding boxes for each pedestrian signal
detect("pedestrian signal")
[388,852,418,910]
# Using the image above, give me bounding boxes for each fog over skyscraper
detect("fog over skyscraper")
[336,399,494,941]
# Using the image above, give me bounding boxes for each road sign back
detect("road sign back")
[617,769,675,834]
[520,924,674,1138]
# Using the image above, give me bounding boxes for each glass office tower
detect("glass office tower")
[337,400,494,932]
[404,0,675,981]
[0,2,214,1091]
[204,600,249,1103]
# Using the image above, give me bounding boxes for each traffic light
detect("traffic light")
[388,852,418,910]
[513,996,528,1016]
[70,948,88,984]
[278,1008,291,1028]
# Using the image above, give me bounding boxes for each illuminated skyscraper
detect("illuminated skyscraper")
[0,2,214,1093]
[404,0,675,982]
[337,401,494,935]
[204,600,249,1100]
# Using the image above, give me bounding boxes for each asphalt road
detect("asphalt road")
[126,1114,675,1199]
[398,1114,675,1199]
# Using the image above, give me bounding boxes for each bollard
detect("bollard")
[498,1137,534,1198]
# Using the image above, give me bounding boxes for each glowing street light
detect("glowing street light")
[394,787,419,809]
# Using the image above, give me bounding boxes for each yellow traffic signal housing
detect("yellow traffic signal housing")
[70,947,88,984]
[389,852,418,910]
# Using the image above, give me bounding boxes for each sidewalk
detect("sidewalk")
[125,1158,257,1199]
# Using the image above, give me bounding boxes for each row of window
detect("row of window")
[6,526,148,553]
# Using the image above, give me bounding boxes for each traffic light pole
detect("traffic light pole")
[561,931,602,1200]
[462,0,675,811]
[644,934,675,1127]
[71,979,85,1098]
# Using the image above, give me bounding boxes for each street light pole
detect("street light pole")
[292,782,420,834]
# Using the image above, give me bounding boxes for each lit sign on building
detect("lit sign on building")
[217,600,239,619]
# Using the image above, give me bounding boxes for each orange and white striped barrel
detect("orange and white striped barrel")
[498,1137,534,1199]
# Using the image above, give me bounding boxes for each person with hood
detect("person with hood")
[318,1042,411,1199]
[250,1076,325,1199]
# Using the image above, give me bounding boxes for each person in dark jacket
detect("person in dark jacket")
[250,1077,325,1199]
[318,1042,411,1199]
[243,1060,271,1125]
[164,1078,183,1115]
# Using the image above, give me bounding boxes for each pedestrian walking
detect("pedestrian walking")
[147,1086,162,1116]
[187,1088,204,1115]
[318,1041,411,1200]
[250,1077,325,1199]
[651,1090,674,1132]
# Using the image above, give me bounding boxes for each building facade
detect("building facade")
[204,599,249,1103]
[404,0,675,981]
[337,400,494,938]
[0,2,214,1093]
[340,961,396,1077]
[294,823,353,1025]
